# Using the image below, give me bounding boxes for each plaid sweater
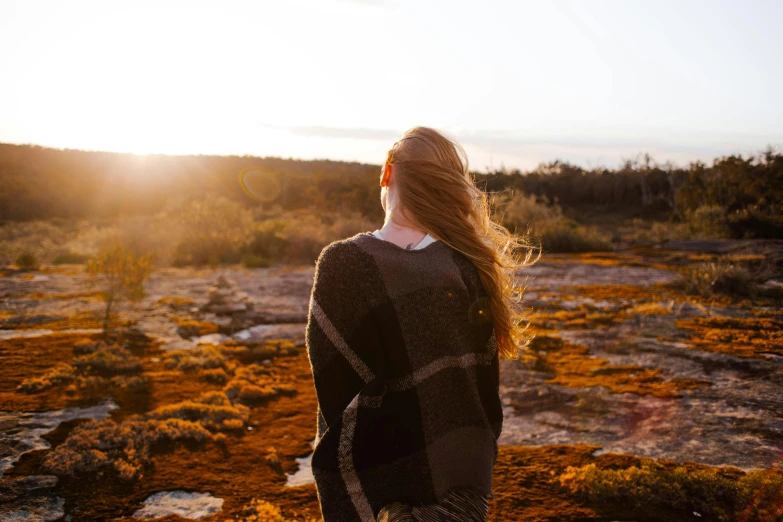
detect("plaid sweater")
[305,231,503,522]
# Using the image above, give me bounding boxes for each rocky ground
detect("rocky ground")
[1,240,781,521]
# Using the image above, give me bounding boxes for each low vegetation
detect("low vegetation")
[15,252,39,271]
[558,458,783,522]
[86,245,151,332]
[493,190,612,253]
[526,335,709,398]
[17,342,144,394]
[224,498,319,522]
[45,391,248,480]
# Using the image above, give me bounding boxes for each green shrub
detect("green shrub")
[52,251,90,265]
[686,204,731,238]
[15,252,39,270]
[558,460,783,522]
[727,206,783,239]
[86,245,151,332]
[538,222,613,253]
[681,258,755,298]
[242,253,271,268]
[493,190,612,253]
[171,197,255,266]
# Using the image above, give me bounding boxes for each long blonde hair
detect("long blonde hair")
[385,126,539,360]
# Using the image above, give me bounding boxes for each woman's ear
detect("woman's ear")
[380,163,392,187]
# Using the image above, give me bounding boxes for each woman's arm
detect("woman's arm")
[305,241,384,441]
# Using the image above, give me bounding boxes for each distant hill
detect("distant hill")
[0,143,382,221]
[1,143,780,239]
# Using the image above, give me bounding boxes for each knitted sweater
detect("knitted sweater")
[305,231,503,522]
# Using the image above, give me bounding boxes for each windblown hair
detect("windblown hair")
[385,126,539,360]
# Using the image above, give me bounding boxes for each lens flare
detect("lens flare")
[469,296,493,326]
[238,167,281,203]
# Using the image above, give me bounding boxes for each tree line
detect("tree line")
[1,142,780,237]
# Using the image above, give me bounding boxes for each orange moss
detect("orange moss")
[157,296,195,308]
[17,344,143,394]
[529,336,709,398]
[566,283,677,302]
[5,310,130,331]
[223,364,297,404]
[172,315,220,337]
[3,291,103,300]
[530,304,620,330]
[676,316,783,358]
[225,498,319,522]
[47,351,321,521]
[558,458,782,522]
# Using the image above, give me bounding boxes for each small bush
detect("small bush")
[538,222,613,253]
[174,317,219,338]
[17,363,76,393]
[681,259,756,298]
[52,251,90,265]
[494,190,612,253]
[163,345,228,372]
[86,244,152,332]
[223,364,297,404]
[225,498,319,522]
[686,204,731,238]
[15,253,39,271]
[242,253,271,268]
[147,391,249,431]
[727,206,783,239]
[43,417,212,480]
[18,343,143,394]
[73,344,143,375]
[44,391,248,480]
[558,460,783,522]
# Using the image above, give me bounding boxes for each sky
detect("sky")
[0,0,781,171]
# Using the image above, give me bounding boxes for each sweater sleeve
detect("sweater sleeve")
[305,242,384,442]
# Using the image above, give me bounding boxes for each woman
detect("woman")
[305,126,537,522]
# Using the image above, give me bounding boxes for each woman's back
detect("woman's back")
[306,231,503,522]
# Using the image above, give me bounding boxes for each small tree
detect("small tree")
[86,245,151,333]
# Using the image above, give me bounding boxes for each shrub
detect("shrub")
[17,363,75,393]
[224,498,319,522]
[223,364,297,404]
[52,251,90,265]
[681,258,756,298]
[18,343,143,394]
[171,197,255,266]
[73,344,142,375]
[686,204,731,238]
[146,391,249,431]
[727,206,783,239]
[15,252,39,271]
[537,222,613,253]
[173,317,219,338]
[86,245,152,332]
[45,391,250,480]
[163,345,229,372]
[242,253,271,268]
[493,190,612,253]
[43,417,212,480]
[558,460,783,522]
